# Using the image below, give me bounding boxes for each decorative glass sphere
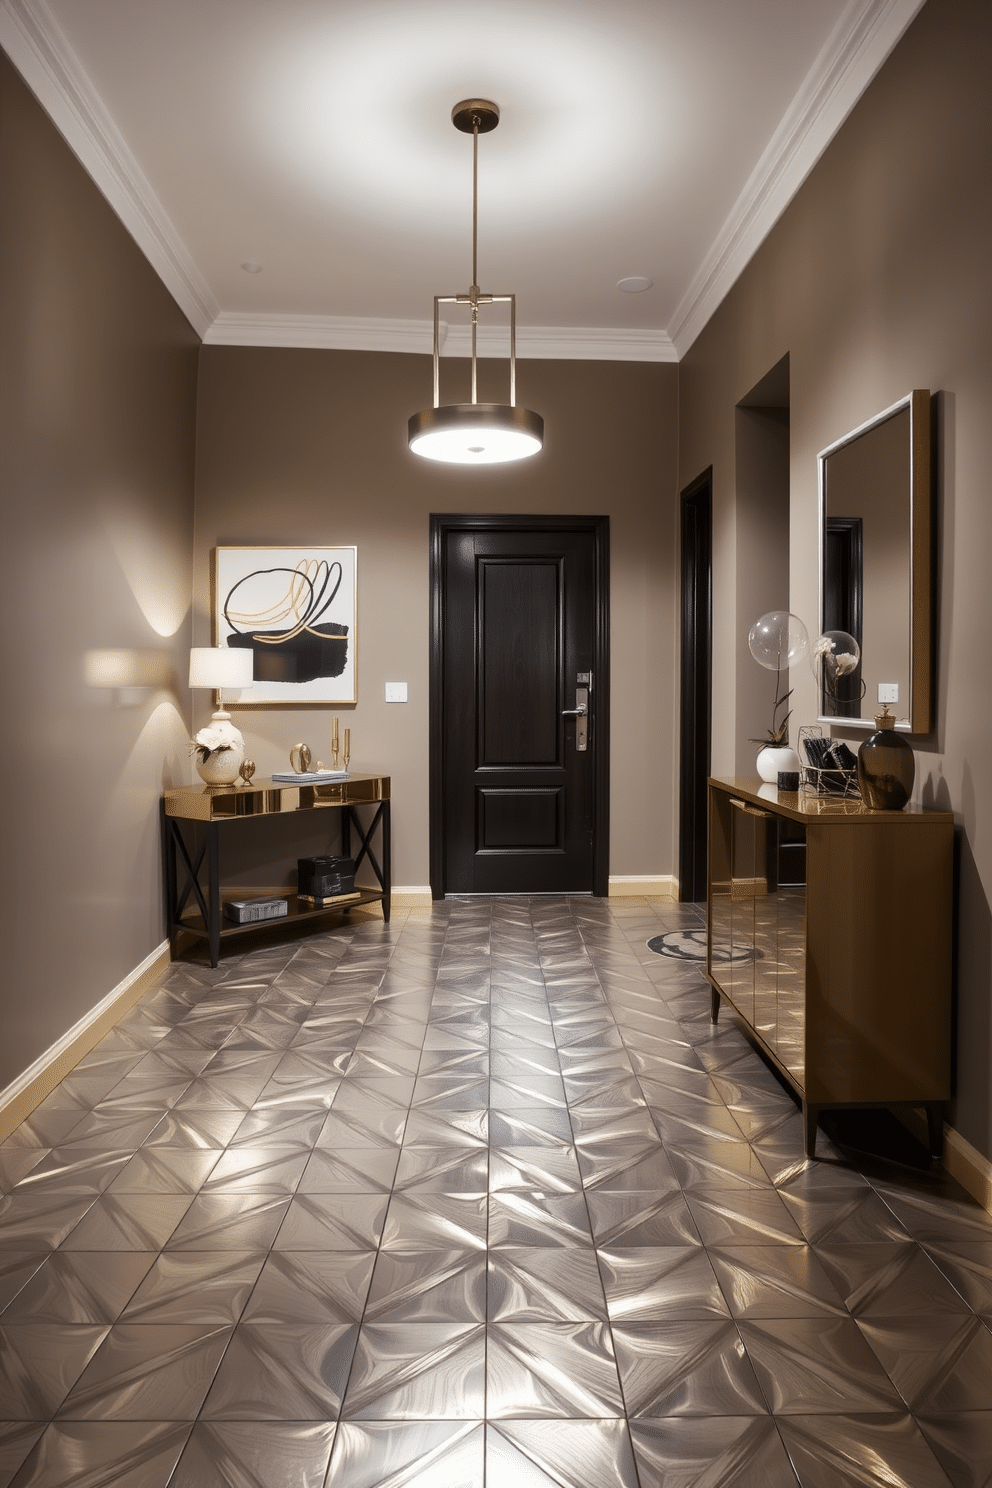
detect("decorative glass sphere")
[810,631,861,685]
[748,612,810,672]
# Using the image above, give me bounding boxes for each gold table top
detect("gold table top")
[163,772,390,822]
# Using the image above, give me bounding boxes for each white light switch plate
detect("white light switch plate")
[385,682,408,703]
[878,682,899,703]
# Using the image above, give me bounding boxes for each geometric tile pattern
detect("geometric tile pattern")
[2,895,992,1488]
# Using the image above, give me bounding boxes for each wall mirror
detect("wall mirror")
[818,389,932,733]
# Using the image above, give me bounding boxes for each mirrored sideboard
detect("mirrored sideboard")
[706,777,952,1158]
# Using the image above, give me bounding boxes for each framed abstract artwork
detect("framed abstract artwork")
[212,546,357,704]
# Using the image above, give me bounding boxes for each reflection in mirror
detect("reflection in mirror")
[818,391,932,733]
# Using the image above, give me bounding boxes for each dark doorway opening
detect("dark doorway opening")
[679,470,712,904]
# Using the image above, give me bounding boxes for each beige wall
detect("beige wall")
[193,349,679,889]
[678,0,992,1160]
[0,55,199,1089]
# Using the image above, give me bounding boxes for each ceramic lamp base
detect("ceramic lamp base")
[195,711,246,785]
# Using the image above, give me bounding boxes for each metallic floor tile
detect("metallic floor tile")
[814,1239,974,1318]
[3,1250,156,1324]
[585,1189,700,1247]
[56,1322,231,1420]
[60,1193,192,1252]
[857,1314,992,1413]
[342,1322,486,1420]
[200,1321,358,1420]
[917,1411,992,1488]
[488,1192,594,1250]
[610,1321,768,1417]
[0,1252,47,1312]
[242,1249,375,1325]
[324,1420,483,1488]
[776,1414,954,1488]
[486,1419,639,1488]
[738,1316,905,1414]
[706,1243,847,1319]
[598,1247,730,1322]
[380,1193,488,1253]
[119,1250,265,1323]
[487,1244,608,1321]
[274,1192,388,1251]
[486,1320,624,1418]
[0,1192,98,1249]
[628,1416,801,1488]
[169,1420,337,1488]
[364,1249,487,1324]
[164,1192,290,1251]
[7,1420,193,1488]
[1,1323,109,1419]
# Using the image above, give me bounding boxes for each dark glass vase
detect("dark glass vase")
[857,706,915,810]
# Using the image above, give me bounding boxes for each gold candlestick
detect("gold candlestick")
[343,728,350,771]
[331,716,339,770]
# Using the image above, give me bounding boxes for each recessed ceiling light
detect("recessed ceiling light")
[241,261,263,274]
[617,275,652,293]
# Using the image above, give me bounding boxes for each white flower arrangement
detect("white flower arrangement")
[191,725,236,763]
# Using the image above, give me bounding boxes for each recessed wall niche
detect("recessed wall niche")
[735,354,791,773]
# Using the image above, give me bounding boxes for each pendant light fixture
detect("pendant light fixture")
[408,99,544,464]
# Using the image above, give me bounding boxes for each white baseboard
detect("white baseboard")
[943,1124,992,1215]
[0,940,171,1142]
[608,876,677,899]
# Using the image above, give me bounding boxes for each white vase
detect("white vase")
[194,714,246,785]
[755,744,800,784]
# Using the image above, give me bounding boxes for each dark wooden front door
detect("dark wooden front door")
[430,515,609,897]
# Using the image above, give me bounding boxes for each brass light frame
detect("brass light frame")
[408,99,544,463]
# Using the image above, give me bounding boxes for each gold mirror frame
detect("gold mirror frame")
[817,389,932,734]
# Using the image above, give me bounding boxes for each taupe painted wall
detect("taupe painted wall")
[678,0,992,1160]
[0,55,199,1089]
[193,349,679,889]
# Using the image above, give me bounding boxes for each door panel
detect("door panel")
[431,517,608,897]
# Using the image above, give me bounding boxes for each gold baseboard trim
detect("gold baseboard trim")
[943,1124,992,1216]
[0,941,171,1143]
[391,887,434,909]
[608,876,677,899]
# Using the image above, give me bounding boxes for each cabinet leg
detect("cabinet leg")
[925,1103,944,1158]
[709,985,720,1023]
[207,824,221,969]
[803,1102,818,1159]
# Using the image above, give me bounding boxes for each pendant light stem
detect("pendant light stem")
[470,113,480,405]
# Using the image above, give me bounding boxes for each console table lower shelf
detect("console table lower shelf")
[163,773,390,967]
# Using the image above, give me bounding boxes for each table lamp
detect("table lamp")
[189,647,253,784]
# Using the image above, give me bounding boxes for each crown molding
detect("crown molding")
[668,0,927,357]
[0,0,216,336]
[205,313,677,362]
[2,0,921,360]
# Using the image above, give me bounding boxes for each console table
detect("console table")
[163,773,390,966]
[706,777,952,1158]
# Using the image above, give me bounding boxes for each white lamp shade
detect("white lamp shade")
[189,647,253,690]
[408,404,543,464]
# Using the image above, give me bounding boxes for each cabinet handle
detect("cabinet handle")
[729,798,772,819]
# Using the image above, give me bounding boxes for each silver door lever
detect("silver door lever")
[562,674,590,750]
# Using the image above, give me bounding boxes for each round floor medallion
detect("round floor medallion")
[647,930,756,964]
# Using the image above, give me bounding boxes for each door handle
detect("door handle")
[562,676,590,751]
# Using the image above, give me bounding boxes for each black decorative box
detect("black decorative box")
[298,855,355,898]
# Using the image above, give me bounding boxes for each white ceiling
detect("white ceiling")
[1,0,924,359]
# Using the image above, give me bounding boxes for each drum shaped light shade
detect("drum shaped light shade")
[408,403,544,464]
